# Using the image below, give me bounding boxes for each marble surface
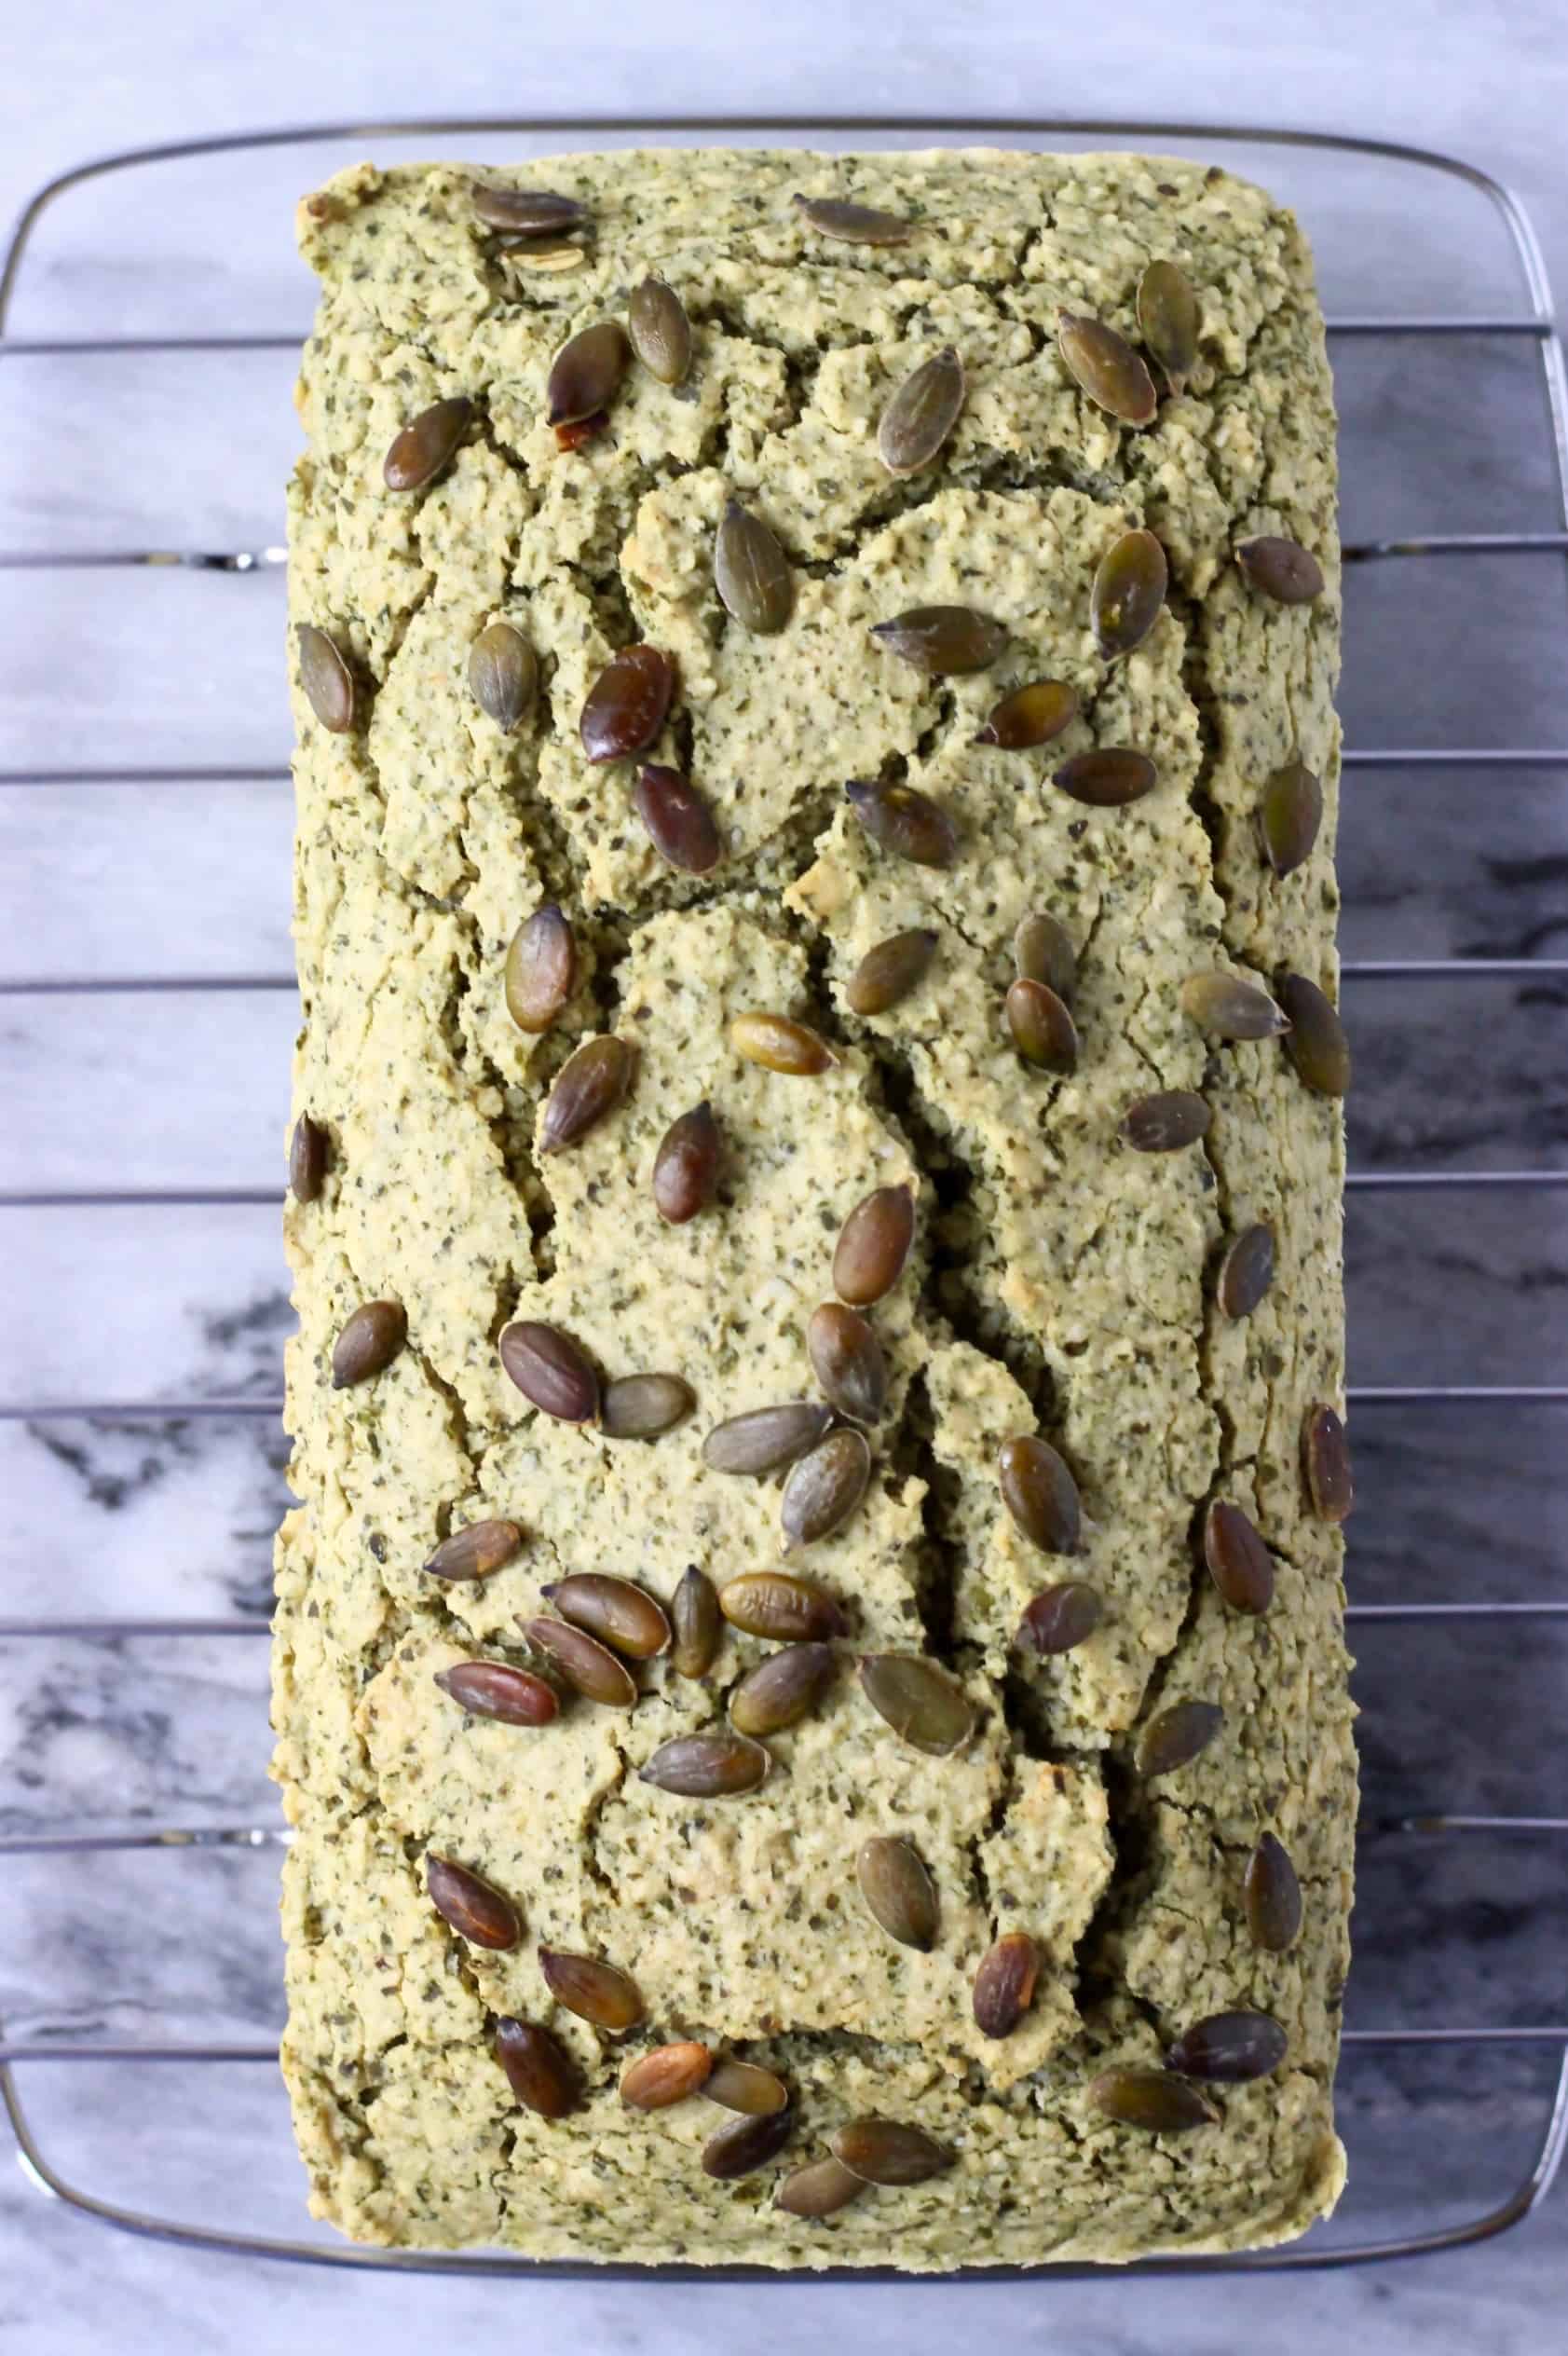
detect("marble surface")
[2,2,1566,2348]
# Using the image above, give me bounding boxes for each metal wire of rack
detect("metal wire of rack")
[0,115,1564,2281]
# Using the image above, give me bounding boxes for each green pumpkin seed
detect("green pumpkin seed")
[715,499,794,635]
[702,2107,793,2178]
[1278,973,1351,1096]
[878,345,964,476]
[1166,2009,1288,2082]
[845,777,957,867]
[427,1854,520,1951]
[289,1113,328,1204]
[1091,527,1167,661]
[540,1034,634,1152]
[1089,2066,1218,2132]
[1053,747,1157,807]
[859,1653,975,1755]
[856,1836,938,1950]
[1136,1698,1224,1778]
[640,1730,771,1798]
[1137,259,1199,396]
[383,396,472,492]
[433,1658,559,1727]
[1018,1580,1103,1656]
[469,621,537,733]
[1216,1222,1275,1320]
[998,1434,1081,1555]
[1057,310,1157,427]
[505,903,577,1034]
[834,1182,916,1306]
[704,2057,790,2116]
[1236,535,1325,604]
[1245,1832,1303,1952]
[808,1301,888,1424]
[1006,977,1078,1072]
[620,2041,713,2109]
[1121,1090,1210,1152]
[729,1642,838,1737]
[423,1518,524,1582]
[1258,760,1323,877]
[522,1614,636,1707]
[731,1010,836,1075]
[976,678,1079,750]
[1203,1500,1275,1615]
[628,275,692,385]
[1180,971,1289,1041]
[542,1572,671,1659]
[601,1371,695,1442]
[634,763,723,874]
[653,1101,720,1224]
[471,184,585,236]
[1014,912,1077,1002]
[579,643,675,763]
[547,321,630,426]
[781,1428,872,1550]
[973,1930,1039,2038]
[792,192,912,245]
[775,2155,867,2218]
[498,1321,600,1423]
[1302,1403,1354,1522]
[296,623,357,733]
[494,2019,579,2118]
[331,1299,406,1388]
[703,1402,835,1477]
[669,1567,721,1678]
[844,926,939,1017]
[720,1571,849,1643]
[539,1947,644,2033]
[870,606,1006,677]
[830,2116,952,2186]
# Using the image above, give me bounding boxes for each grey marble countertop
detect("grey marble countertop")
[2,3,1565,2349]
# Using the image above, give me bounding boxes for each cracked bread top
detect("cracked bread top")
[272,145,1354,2268]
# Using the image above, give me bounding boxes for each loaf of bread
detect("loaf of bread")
[272,145,1354,2268]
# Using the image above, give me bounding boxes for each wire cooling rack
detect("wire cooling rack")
[0,115,1564,2281]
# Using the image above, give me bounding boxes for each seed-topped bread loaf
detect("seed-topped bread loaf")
[272,144,1354,2269]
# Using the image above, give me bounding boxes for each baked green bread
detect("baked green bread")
[272,144,1354,2269]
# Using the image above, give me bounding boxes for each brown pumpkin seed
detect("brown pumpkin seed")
[1014,912,1078,1002]
[471,183,585,236]
[600,1373,696,1442]
[579,643,675,764]
[1018,1580,1103,1656]
[703,1402,836,1477]
[539,1948,644,2033]
[504,903,577,1034]
[792,192,913,246]
[1303,1403,1355,1522]
[715,499,793,636]
[870,606,1007,677]
[498,1321,601,1423]
[1089,2066,1218,2132]
[858,1653,975,1756]
[383,396,472,492]
[1204,1500,1275,1615]
[670,1566,722,1677]
[1121,1090,1211,1152]
[1166,2009,1288,2082]
[1136,1698,1224,1778]
[433,1659,559,1727]
[427,1854,520,1951]
[973,1931,1040,2038]
[834,1183,916,1306]
[542,1572,671,1659]
[1236,535,1324,604]
[845,777,957,867]
[998,1434,1081,1555]
[628,275,692,385]
[856,1836,938,1951]
[1052,747,1157,807]
[1057,310,1157,427]
[730,1011,836,1075]
[539,1034,634,1151]
[547,321,630,426]
[1137,259,1200,396]
[1005,977,1078,1072]
[494,2019,579,2117]
[807,1302,888,1425]
[976,678,1079,750]
[289,1113,328,1203]
[878,345,965,475]
[729,1642,838,1737]
[653,1101,720,1224]
[423,1518,524,1582]
[470,621,537,733]
[1278,973,1351,1096]
[775,2155,867,2218]
[331,1300,405,1388]
[295,624,357,733]
[1091,528,1167,661]
[781,1427,872,1551]
[522,1615,636,1707]
[702,2107,794,2179]
[1245,1832,1304,1952]
[634,763,723,874]
[720,1570,849,1643]
[704,2057,790,2116]
[640,1730,771,1797]
[1180,971,1289,1041]
[1259,760,1323,877]
[844,926,939,1018]
[620,2041,712,2109]
[830,2116,952,2187]
[1216,1223,1275,1320]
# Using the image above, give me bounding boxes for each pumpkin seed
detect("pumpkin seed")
[1057,310,1157,427]
[296,624,357,733]
[702,2108,793,2179]
[522,1615,636,1707]
[542,1572,671,1659]
[1245,1832,1303,1952]
[973,1931,1039,2038]
[579,643,675,764]
[504,903,577,1034]
[653,1101,720,1224]
[331,1300,405,1388]
[634,763,723,874]
[640,1730,771,1797]
[670,1566,722,1677]
[976,678,1079,750]
[289,1113,328,1204]
[1203,1500,1275,1615]
[383,395,472,492]
[858,1653,975,1756]
[791,192,912,245]
[870,606,1006,676]
[781,1427,872,1551]
[423,1518,524,1582]
[844,926,939,1017]
[471,183,585,236]
[1006,977,1078,1072]
[715,499,793,635]
[1302,1403,1355,1522]
[1180,971,1289,1041]
[1137,259,1200,396]
[720,1571,849,1643]
[830,2116,952,2186]
[835,1182,916,1306]
[547,321,630,426]
[729,1643,838,1737]
[1166,2009,1288,2082]
[620,2040,712,2109]
[1136,1698,1224,1777]
[1014,912,1077,1002]
[1089,2066,1218,2132]
[433,1658,559,1727]
[856,1836,938,1951]
[1091,528,1167,660]
[469,621,537,732]
[807,1302,888,1425]
[1236,535,1324,603]
[1278,973,1351,1096]
[878,345,965,475]
[427,1854,520,1950]
[998,1434,1081,1555]
[1216,1222,1275,1320]
[538,1948,644,2033]
[1259,760,1323,877]
[704,2057,790,2116]
[540,1034,634,1151]
[845,777,957,867]
[703,1403,836,1477]
[775,2155,867,2218]
[1018,1580,1103,1656]
[498,1321,601,1423]
[503,241,588,275]
[1052,747,1157,807]
[730,1011,836,1075]
[1121,1090,1210,1152]
[628,275,692,385]
[600,1372,696,1442]
[494,2019,579,2117]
